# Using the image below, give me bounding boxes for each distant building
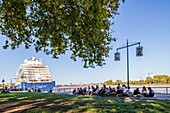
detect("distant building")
[15,57,55,91]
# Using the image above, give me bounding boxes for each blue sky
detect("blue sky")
[0,0,170,84]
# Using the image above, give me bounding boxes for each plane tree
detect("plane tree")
[0,0,124,68]
[145,76,153,84]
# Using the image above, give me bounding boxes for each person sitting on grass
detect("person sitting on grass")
[106,86,113,96]
[72,88,76,94]
[145,87,154,97]
[89,85,95,95]
[82,87,87,95]
[79,87,83,94]
[94,85,99,95]
[133,88,141,97]
[76,88,80,94]
[104,88,110,96]
[142,86,147,97]
[117,83,121,90]
[37,88,41,92]
[91,85,96,92]
[121,84,130,97]
[116,84,122,96]
[86,86,92,95]
[121,85,126,93]
[109,88,117,96]
[49,88,52,93]
[98,87,106,96]
[28,87,34,92]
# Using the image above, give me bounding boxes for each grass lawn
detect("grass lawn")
[0,92,170,113]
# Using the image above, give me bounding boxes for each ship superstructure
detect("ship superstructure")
[15,57,55,91]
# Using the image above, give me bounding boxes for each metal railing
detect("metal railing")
[55,86,170,94]
[130,87,169,94]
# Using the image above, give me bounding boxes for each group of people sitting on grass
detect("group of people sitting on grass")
[133,86,154,97]
[73,84,154,97]
[0,89,10,93]
[28,87,41,92]
[73,84,131,97]
[28,87,53,93]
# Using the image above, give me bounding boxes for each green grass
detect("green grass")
[0,92,170,113]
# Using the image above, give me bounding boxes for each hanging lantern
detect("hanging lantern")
[136,46,143,56]
[115,52,120,61]
[2,78,5,83]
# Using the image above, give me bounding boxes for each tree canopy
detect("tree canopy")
[104,75,170,86]
[0,0,124,68]
[145,76,153,84]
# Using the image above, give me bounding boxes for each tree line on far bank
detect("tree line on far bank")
[104,75,170,86]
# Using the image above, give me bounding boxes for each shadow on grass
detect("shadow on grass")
[0,92,170,113]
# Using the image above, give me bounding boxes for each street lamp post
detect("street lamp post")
[115,39,143,89]
[2,78,5,90]
[127,40,130,89]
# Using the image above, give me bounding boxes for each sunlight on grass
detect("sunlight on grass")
[78,106,98,113]
[141,103,147,106]
[71,95,84,100]
[36,98,46,101]
[151,103,162,108]
[17,97,28,100]
[0,96,16,103]
[79,106,88,111]
[53,99,62,102]
[61,101,74,106]
[82,96,93,101]
[146,100,157,102]
[111,108,116,112]
[0,97,9,102]
[107,99,114,103]
[45,103,55,107]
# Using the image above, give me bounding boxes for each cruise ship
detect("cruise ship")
[15,57,55,91]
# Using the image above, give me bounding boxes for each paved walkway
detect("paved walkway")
[121,93,170,102]
[53,92,170,102]
[154,93,170,100]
